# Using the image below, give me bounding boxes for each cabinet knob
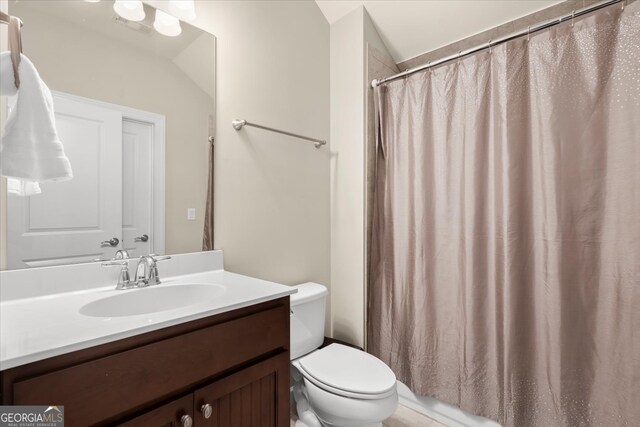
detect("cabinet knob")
[201,403,213,419]
[180,414,193,427]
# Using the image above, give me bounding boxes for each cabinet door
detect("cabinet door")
[194,352,290,427]
[118,394,194,427]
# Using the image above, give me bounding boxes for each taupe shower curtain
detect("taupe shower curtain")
[369,3,640,427]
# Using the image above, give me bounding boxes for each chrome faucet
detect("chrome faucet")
[102,254,170,290]
[134,254,171,287]
[101,260,133,290]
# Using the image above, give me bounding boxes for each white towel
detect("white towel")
[0,52,72,196]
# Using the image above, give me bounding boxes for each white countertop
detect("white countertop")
[0,252,296,371]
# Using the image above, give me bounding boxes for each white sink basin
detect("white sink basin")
[79,284,225,317]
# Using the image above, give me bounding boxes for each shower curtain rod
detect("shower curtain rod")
[371,0,623,87]
[231,119,327,149]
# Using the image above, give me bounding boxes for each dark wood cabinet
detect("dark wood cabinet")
[118,394,194,427]
[1,298,291,427]
[116,352,289,427]
[194,352,289,427]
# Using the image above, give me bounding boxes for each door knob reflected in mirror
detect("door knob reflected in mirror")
[100,237,119,247]
[134,234,149,242]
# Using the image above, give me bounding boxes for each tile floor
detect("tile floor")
[291,403,446,427]
[383,404,447,427]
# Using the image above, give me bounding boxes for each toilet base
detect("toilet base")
[294,388,383,427]
[294,398,383,427]
[293,385,322,427]
[291,364,396,427]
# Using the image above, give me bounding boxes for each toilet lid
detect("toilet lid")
[298,344,396,396]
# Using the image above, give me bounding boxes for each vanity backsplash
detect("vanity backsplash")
[0,250,224,302]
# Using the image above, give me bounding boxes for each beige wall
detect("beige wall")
[329,7,393,347]
[330,7,365,346]
[3,2,214,258]
[178,1,331,327]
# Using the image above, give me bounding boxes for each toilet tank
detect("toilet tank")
[290,282,328,360]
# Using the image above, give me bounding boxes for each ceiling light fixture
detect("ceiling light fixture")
[154,9,182,37]
[168,0,197,22]
[113,0,145,22]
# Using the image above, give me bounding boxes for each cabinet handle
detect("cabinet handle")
[180,414,193,427]
[201,403,213,419]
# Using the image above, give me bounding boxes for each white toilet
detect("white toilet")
[290,283,398,427]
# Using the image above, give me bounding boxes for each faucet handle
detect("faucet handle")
[102,261,132,290]
[145,254,171,286]
[102,260,128,266]
[149,254,171,262]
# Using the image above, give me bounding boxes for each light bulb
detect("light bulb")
[113,0,145,22]
[154,9,182,37]
[168,0,196,22]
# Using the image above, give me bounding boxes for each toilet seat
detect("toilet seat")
[294,344,397,400]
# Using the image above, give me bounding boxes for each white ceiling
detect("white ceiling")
[315,0,563,63]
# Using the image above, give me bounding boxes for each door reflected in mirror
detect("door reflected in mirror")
[1,0,216,270]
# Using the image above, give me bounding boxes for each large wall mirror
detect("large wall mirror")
[1,0,216,270]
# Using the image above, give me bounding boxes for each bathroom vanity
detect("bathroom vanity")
[0,251,295,426]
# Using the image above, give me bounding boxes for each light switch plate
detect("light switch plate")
[187,208,196,221]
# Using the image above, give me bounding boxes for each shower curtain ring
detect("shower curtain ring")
[527,26,531,42]
[488,39,492,54]
[571,10,575,27]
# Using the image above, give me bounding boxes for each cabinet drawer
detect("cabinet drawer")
[11,304,289,426]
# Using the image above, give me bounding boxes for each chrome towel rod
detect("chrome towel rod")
[371,0,624,87]
[232,119,327,149]
[0,11,22,27]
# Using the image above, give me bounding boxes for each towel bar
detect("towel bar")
[0,11,23,89]
[232,119,327,149]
